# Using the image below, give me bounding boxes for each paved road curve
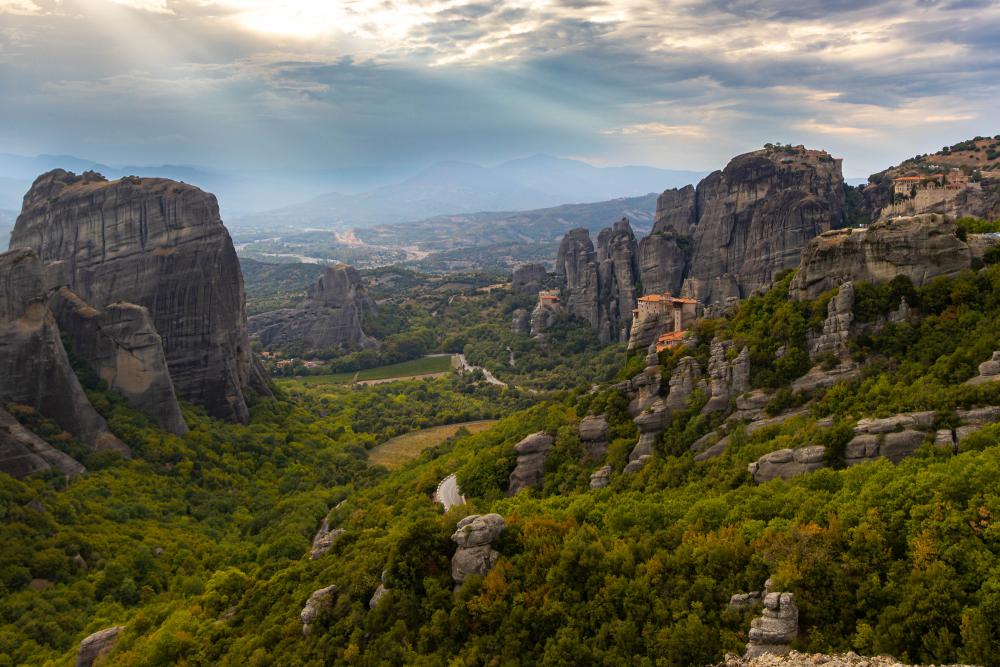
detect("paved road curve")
[435,473,466,511]
[454,354,508,387]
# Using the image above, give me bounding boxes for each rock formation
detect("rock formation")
[248,263,376,352]
[748,446,826,484]
[810,283,854,360]
[589,464,611,489]
[511,308,530,335]
[704,341,750,413]
[554,219,641,344]
[645,146,846,305]
[745,592,798,658]
[578,414,609,460]
[846,412,935,466]
[630,405,668,462]
[52,289,187,435]
[507,432,554,496]
[665,357,705,410]
[511,263,549,296]
[76,625,124,667]
[369,570,389,609]
[790,214,972,300]
[967,351,1000,385]
[0,248,127,455]
[10,169,267,423]
[309,518,345,560]
[300,585,337,636]
[0,407,85,479]
[450,513,504,585]
[529,292,563,337]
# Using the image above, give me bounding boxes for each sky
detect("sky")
[1,0,998,179]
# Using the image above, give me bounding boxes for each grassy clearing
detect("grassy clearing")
[292,355,454,385]
[368,419,498,469]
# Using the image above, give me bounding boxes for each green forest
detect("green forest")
[5,260,1000,665]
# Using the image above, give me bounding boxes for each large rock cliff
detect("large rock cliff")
[10,169,266,423]
[643,146,846,304]
[0,248,127,457]
[248,264,376,351]
[789,213,972,300]
[553,218,640,343]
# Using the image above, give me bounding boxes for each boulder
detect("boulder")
[967,352,1000,385]
[249,264,376,352]
[0,248,127,456]
[76,626,124,667]
[451,514,504,585]
[790,214,971,300]
[748,446,826,483]
[854,411,935,434]
[579,415,609,460]
[881,430,928,463]
[52,289,187,435]
[790,364,861,395]
[507,432,555,496]
[745,592,798,658]
[589,464,612,489]
[624,454,652,473]
[11,169,268,423]
[0,407,86,479]
[729,591,763,610]
[368,570,390,609]
[300,585,337,636]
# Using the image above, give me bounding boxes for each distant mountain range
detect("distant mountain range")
[232,155,705,230]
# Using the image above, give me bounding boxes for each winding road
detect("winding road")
[434,473,466,510]
[454,353,508,387]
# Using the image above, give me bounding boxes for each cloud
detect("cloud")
[602,123,707,138]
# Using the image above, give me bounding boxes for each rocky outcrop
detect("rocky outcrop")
[309,518,345,560]
[748,446,826,484]
[630,405,667,462]
[624,362,664,416]
[529,294,563,337]
[11,169,267,423]
[511,308,530,335]
[745,592,798,658]
[967,351,1000,385]
[589,464,611,489]
[76,625,124,667]
[52,289,187,435]
[451,514,504,585]
[507,432,554,496]
[810,283,853,360]
[704,341,750,413]
[717,649,975,667]
[555,219,641,344]
[665,357,705,410]
[790,214,972,300]
[579,415,609,460]
[249,264,376,352]
[0,407,86,479]
[648,147,845,305]
[368,570,390,609]
[300,585,337,636]
[0,248,127,455]
[624,454,652,473]
[511,263,549,296]
[845,411,935,466]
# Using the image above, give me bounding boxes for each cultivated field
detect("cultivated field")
[368,420,498,469]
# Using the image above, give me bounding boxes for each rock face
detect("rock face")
[790,214,972,300]
[630,405,668,462]
[11,169,266,423]
[511,308,530,335]
[248,264,376,352]
[665,357,705,410]
[646,147,845,305]
[507,432,554,496]
[0,407,85,479]
[52,289,187,435]
[511,263,549,296]
[748,446,826,484]
[368,570,390,609]
[76,625,124,667]
[555,219,640,344]
[589,464,612,489]
[846,411,935,466]
[300,585,337,636]
[450,514,504,585]
[0,248,127,455]
[579,415,609,460]
[704,341,750,413]
[745,592,798,658]
[309,518,345,560]
[810,283,854,360]
[529,293,563,337]
[967,351,1000,385]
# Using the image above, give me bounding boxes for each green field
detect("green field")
[289,354,454,385]
[368,419,498,469]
